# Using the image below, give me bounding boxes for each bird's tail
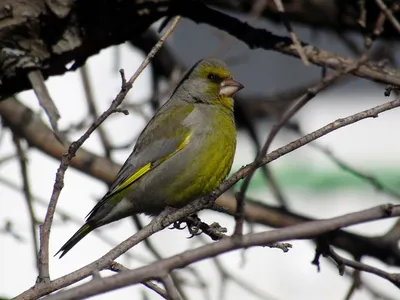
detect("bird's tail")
[55,223,94,258]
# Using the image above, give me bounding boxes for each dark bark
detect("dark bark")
[1,0,399,100]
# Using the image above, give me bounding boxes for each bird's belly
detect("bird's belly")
[126,130,236,214]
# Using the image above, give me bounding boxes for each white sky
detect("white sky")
[1,42,400,300]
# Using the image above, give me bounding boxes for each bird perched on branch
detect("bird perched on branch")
[56,58,243,258]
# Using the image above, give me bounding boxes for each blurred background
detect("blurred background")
[1,3,400,300]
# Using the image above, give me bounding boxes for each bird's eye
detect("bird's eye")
[207,73,217,81]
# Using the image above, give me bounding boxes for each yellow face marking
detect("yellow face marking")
[197,65,232,82]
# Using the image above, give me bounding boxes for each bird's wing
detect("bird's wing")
[86,103,194,221]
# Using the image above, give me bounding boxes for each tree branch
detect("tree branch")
[42,204,400,300]
[12,96,400,299]
[169,0,400,86]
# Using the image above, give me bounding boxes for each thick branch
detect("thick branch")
[1,0,400,100]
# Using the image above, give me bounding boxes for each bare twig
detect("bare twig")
[210,253,281,300]
[36,16,181,284]
[109,262,168,299]
[273,0,309,65]
[307,141,400,200]
[357,0,367,28]
[80,64,113,158]
[41,204,400,300]
[0,220,24,242]
[173,0,400,86]
[343,270,360,300]
[0,153,16,165]
[0,176,148,263]
[132,215,190,300]
[27,70,64,144]
[142,282,168,300]
[375,0,400,34]
[162,275,182,300]
[16,97,400,300]
[234,54,369,236]
[327,246,400,288]
[12,134,40,273]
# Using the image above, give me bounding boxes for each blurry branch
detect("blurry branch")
[272,0,309,65]
[381,219,400,243]
[209,0,268,59]
[0,176,149,263]
[355,272,399,300]
[38,204,400,300]
[2,98,400,266]
[306,140,400,200]
[27,70,64,144]
[217,194,400,266]
[80,65,113,158]
[12,134,40,273]
[13,96,400,299]
[375,0,400,34]
[234,53,369,235]
[0,153,16,165]
[204,241,281,300]
[142,282,168,300]
[320,245,400,288]
[132,215,191,300]
[170,0,400,86]
[343,270,360,300]
[0,220,25,242]
[108,262,168,299]
[36,16,182,284]
[162,275,183,300]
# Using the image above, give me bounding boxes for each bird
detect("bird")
[56,58,244,258]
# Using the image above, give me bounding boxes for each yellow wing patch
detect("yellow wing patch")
[113,162,152,194]
[111,132,192,195]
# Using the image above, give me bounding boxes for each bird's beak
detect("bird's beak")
[219,79,244,97]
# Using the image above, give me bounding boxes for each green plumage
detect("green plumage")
[56,59,243,258]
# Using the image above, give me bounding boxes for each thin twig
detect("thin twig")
[327,246,400,288]
[0,176,148,262]
[357,0,367,28]
[41,204,400,300]
[80,64,113,158]
[132,215,190,300]
[234,54,369,236]
[15,97,400,299]
[0,220,24,242]
[108,262,168,299]
[172,0,400,86]
[142,282,168,300]
[343,276,358,300]
[37,15,181,283]
[375,0,400,34]
[27,70,65,144]
[12,135,40,273]
[210,251,281,300]
[162,275,182,300]
[273,0,309,65]
[0,153,16,165]
[307,141,400,200]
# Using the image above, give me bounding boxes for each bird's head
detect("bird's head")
[176,59,244,110]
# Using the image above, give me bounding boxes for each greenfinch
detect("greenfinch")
[56,58,243,258]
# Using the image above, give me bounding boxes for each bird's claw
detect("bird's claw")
[170,220,187,230]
